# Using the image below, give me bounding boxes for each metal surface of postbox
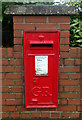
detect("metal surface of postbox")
[24,31,59,108]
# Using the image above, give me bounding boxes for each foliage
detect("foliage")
[69,2,82,47]
[70,17,82,47]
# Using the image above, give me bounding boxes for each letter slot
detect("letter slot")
[30,41,53,49]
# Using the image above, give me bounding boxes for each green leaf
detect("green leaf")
[74,35,80,38]
[76,39,82,42]
[76,30,80,33]
[4,10,6,14]
[70,22,79,28]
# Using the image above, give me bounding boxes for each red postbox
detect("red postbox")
[24,31,59,108]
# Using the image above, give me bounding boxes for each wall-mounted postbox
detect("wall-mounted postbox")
[24,31,59,108]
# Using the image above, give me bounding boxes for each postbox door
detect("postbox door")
[26,54,57,108]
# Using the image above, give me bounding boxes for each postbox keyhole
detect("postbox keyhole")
[33,78,38,84]
[34,79,36,83]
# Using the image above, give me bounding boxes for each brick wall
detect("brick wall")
[2,16,82,119]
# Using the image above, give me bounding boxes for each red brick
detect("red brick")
[11,112,19,118]
[49,16,70,23]
[41,112,50,117]
[0,99,2,105]
[60,38,69,44]
[0,87,2,92]
[0,66,2,73]
[70,113,80,118]
[2,48,7,58]
[77,48,82,58]
[59,93,77,98]
[60,52,69,58]
[14,38,22,45]
[60,45,69,51]
[0,59,2,65]
[2,94,15,99]
[2,113,9,118]
[77,47,82,54]
[77,106,82,111]
[70,47,77,58]
[16,66,23,72]
[76,87,81,92]
[78,50,82,58]
[2,100,5,105]
[70,54,77,58]
[2,66,14,72]
[2,80,14,86]
[66,86,79,92]
[61,113,69,118]
[68,100,80,105]
[0,48,2,58]
[17,106,27,111]
[15,80,23,86]
[2,87,9,92]
[2,59,8,65]
[0,99,1,105]
[51,113,60,117]
[60,67,80,72]
[1,73,5,80]
[13,16,23,23]
[7,47,13,58]
[11,87,23,93]
[60,73,68,79]
[80,80,82,85]
[75,59,82,65]
[64,59,74,65]
[16,93,23,99]
[60,31,70,37]
[0,73,2,80]
[78,53,82,58]
[78,93,82,98]
[57,106,76,111]
[6,73,22,79]
[14,31,22,37]
[36,24,58,30]
[2,106,15,112]
[31,112,40,117]
[80,113,82,117]
[17,107,35,112]
[14,52,22,58]
[69,73,81,79]
[64,86,80,92]
[6,100,23,105]
[21,113,30,118]
[59,99,67,105]
[14,24,35,30]
[0,113,1,118]
[25,16,46,23]
[9,59,23,65]
[60,24,70,30]
[14,45,22,52]
[60,80,79,85]
[59,86,63,92]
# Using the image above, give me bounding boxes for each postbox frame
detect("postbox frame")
[24,31,59,108]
